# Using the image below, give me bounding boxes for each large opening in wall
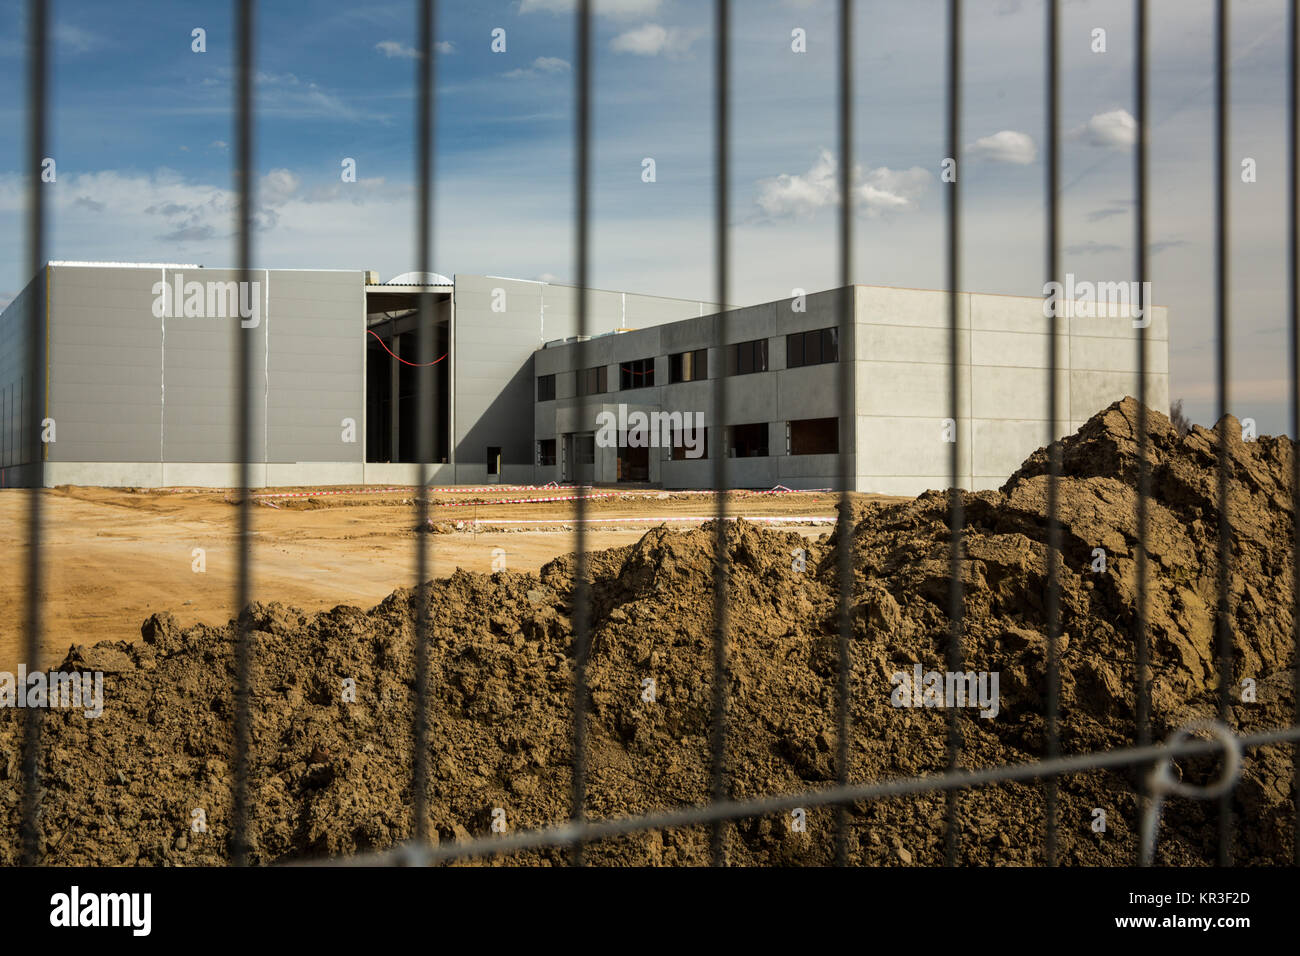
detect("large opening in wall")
[365,286,451,464]
[788,417,838,455]
[728,422,768,457]
[567,432,595,484]
[617,444,649,482]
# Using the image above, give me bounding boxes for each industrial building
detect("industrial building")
[0,262,1168,495]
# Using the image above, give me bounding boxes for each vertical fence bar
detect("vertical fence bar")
[570,0,593,868]
[1213,0,1234,868]
[1044,0,1062,868]
[412,0,437,851]
[944,0,965,868]
[708,0,731,868]
[230,0,255,868]
[1133,0,1153,865]
[833,0,854,868]
[1290,0,1300,869]
[19,0,48,867]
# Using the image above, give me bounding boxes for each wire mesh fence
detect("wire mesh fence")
[13,0,1300,868]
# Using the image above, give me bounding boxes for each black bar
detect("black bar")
[1044,0,1062,868]
[1133,0,1153,864]
[833,0,854,867]
[19,0,48,867]
[1213,0,1234,867]
[412,0,437,849]
[944,0,965,868]
[231,0,255,868]
[708,0,731,867]
[570,0,593,867]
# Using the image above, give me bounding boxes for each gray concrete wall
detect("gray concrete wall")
[537,284,1167,494]
[854,286,1171,495]
[454,274,715,484]
[536,288,849,490]
[19,264,366,486]
[0,269,45,484]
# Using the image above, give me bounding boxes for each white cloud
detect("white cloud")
[0,166,433,295]
[375,40,418,59]
[521,0,662,17]
[754,148,932,220]
[610,23,699,56]
[0,167,323,244]
[504,56,572,79]
[375,39,455,59]
[964,130,1037,164]
[54,23,102,55]
[250,71,363,121]
[1070,108,1136,149]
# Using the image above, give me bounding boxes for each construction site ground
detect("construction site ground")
[0,483,880,670]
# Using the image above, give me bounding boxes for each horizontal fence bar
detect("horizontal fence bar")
[298,725,1300,867]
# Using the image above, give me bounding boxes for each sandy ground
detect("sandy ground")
[0,484,885,670]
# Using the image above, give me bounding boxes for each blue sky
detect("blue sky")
[0,0,1296,434]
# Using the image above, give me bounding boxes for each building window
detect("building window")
[576,365,608,396]
[537,373,556,401]
[575,434,596,465]
[726,339,768,376]
[620,357,655,390]
[728,422,768,458]
[486,445,502,475]
[669,348,708,383]
[786,327,839,369]
[668,426,709,460]
[788,417,839,455]
[537,438,556,466]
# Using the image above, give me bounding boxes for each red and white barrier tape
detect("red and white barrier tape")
[434,492,621,509]
[465,515,836,526]
[250,483,828,502]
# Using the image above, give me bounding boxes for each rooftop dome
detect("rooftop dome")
[385,271,452,286]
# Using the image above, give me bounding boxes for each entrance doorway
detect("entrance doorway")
[617,444,649,482]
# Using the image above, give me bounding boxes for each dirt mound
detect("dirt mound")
[0,398,1294,866]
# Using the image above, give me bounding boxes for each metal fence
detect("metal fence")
[15,0,1300,868]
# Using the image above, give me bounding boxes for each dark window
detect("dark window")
[726,338,768,376]
[537,373,556,401]
[789,417,839,455]
[804,330,821,365]
[670,426,709,460]
[575,434,596,465]
[785,328,839,368]
[576,365,608,396]
[620,357,655,390]
[669,348,708,383]
[486,445,502,475]
[728,422,768,458]
[537,439,556,467]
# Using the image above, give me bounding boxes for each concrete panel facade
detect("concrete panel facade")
[0,268,1168,494]
[0,269,44,484]
[538,285,1169,494]
[451,274,714,485]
